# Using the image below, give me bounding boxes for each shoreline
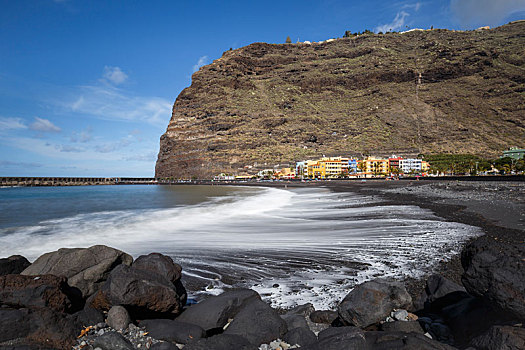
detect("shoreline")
[222,179,524,299]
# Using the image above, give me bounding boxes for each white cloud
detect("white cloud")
[29,117,61,133]
[193,56,209,73]
[6,136,122,161]
[65,85,171,126]
[0,160,42,168]
[70,127,93,143]
[0,117,26,130]
[451,0,525,27]
[103,66,128,85]
[376,11,410,33]
[94,133,140,153]
[123,151,157,162]
[402,2,421,11]
[57,144,83,153]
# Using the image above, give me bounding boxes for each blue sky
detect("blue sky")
[1,0,524,177]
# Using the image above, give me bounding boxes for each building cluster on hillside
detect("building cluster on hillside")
[214,156,430,181]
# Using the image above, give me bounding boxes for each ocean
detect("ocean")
[0,184,482,309]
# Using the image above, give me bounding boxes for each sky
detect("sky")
[1,0,524,177]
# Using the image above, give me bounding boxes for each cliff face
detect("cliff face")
[156,22,525,179]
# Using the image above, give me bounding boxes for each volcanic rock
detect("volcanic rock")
[470,325,525,350]
[140,319,205,344]
[0,308,32,342]
[176,288,259,331]
[0,255,30,275]
[310,310,338,324]
[183,334,253,350]
[94,263,185,317]
[107,305,131,331]
[21,245,133,298]
[381,320,424,333]
[283,326,318,347]
[337,278,412,327]
[364,331,457,349]
[0,274,81,312]
[311,326,366,350]
[133,253,182,285]
[92,331,134,350]
[223,298,288,345]
[414,274,468,312]
[461,235,525,319]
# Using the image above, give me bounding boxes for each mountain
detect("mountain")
[155,21,525,179]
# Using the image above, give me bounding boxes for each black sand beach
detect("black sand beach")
[1,178,523,349]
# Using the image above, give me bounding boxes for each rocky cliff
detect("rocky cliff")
[156,21,525,179]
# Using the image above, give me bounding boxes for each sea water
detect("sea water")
[0,184,482,309]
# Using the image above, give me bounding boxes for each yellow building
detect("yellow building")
[276,167,296,179]
[306,157,348,178]
[308,161,326,178]
[303,160,318,178]
[422,161,430,172]
[320,157,347,178]
[359,157,389,176]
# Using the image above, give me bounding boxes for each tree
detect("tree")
[358,161,367,174]
[285,36,292,44]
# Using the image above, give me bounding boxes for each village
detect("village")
[214,155,431,181]
[214,147,525,181]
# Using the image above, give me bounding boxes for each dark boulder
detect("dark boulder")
[223,298,287,345]
[0,307,79,349]
[133,253,182,285]
[364,331,458,349]
[26,307,80,349]
[414,274,467,311]
[107,305,131,331]
[0,308,32,342]
[470,325,525,350]
[94,264,185,317]
[176,289,259,331]
[92,331,134,350]
[150,342,181,350]
[381,320,424,334]
[315,326,366,349]
[461,236,525,319]
[310,310,338,324]
[0,274,81,312]
[440,295,512,347]
[283,326,318,347]
[281,313,308,330]
[285,303,315,317]
[183,334,253,350]
[338,279,412,328]
[71,302,105,326]
[133,253,187,308]
[0,255,30,275]
[21,245,133,298]
[140,319,205,344]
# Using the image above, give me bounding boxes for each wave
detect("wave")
[0,186,292,259]
[0,186,483,310]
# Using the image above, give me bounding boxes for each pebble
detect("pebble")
[260,339,300,350]
[392,309,408,321]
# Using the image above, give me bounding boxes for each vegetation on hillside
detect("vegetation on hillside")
[423,154,525,175]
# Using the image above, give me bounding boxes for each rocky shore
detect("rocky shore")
[1,180,524,349]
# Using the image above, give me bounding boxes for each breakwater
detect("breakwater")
[0,177,157,186]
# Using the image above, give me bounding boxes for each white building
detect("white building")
[399,158,422,174]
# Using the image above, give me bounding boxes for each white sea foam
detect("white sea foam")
[0,186,483,310]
